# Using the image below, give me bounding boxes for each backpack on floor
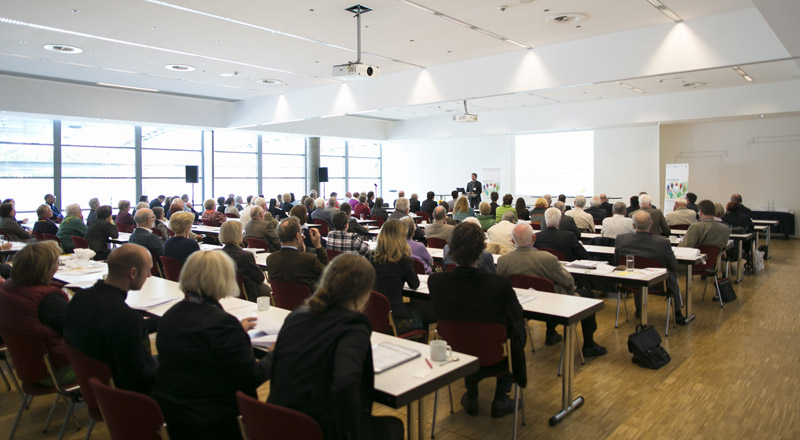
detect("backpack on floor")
[628,324,670,370]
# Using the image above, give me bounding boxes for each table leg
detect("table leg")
[407,401,419,440]
[418,397,426,440]
[754,230,760,256]
[735,240,744,284]
[684,265,695,323]
[549,323,584,426]
[765,227,771,259]
[640,286,649,326]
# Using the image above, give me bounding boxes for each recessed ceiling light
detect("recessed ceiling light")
[165,64,195,72]
[19,40,26,44]
[152,26,159,30]
[732,66,754,82]
[71,9,79,13]
[43,44,83,54]
[545,13,587,24]
[645,0,683,23]
[220,72,235,77]
[257,79,283,85]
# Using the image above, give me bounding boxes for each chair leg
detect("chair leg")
[42,396,59,433]
[8,393,29,440]
[665,296,671,337]
[431,390,439,439]
[448,384,453,413]
[715,276,723,308]
[701,277,708,301]
[524,320,534,353]
[511,384,519,440]
[0,365,10,391]
[615,291,621,328]
[3,358,22,399]
[575,331,585,365]
[56,397,78,440]
[83,419,95,440]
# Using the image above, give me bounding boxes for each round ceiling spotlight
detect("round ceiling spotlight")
[43,44,83,54]
[257,79,283,85]
[545,13,587,24]
[165,64,196,72]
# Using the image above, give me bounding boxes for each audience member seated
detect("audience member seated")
[497,224,606,356]
[536,208,590,261]
[679,200,730,249]
[64,244,158,394]
[57,203,87,253]
[428,221,526,418]
[86,205,119,260]
[446,190,459,212]
[634,194,670,237]
[599,193,613,217]
[339,203,370,238]
[714,202,726,221]
[0,241,74,386]
[614,211,687,324]
[32,204,59,236]
[164,212,201,264]
[238,196,257,228]
[366,191,375,209]
[311,197,335,228]
[200,198,227,226]
[585,196,608,224]
[290,204,327,252]
[722,201,754,233]
[128,208,164,263]
[425,206,455,243]
[354,194,371,220]
[86,197,99,226]
[148,195,166,209]
[625,195,640,216]
[730,193,752,217]
[453,196,477,223]
[370,219,428,335]
[409,193,421,212]
[224,197,240,218]
[0,203,33,242]
[565,195,595,232]
[389,197,424,240]
[116,200,134,229]
[243,206,281,252]
[421,191,438,217]
[685,192,699,213]
[543,194,552,207]
[219,221,270,301]
[487,211,517,250]
[45,193,63,221]
[268,254,404,440]
[666,199,697,226]
[152,206,170,241]
[552,201,580,239]
[558,194,571,211]
[494,193,514,222]
[402,216,432,274]
[489,191,500,217]
[514,197,530,221]
[280,192,294,213]
[267,217,328,291]
[327,212,370,257]
[215,196,226,214]
[529,197,548,226]
[443,218,497,274]
[153,251,270,440]
[601,202,634,239]
[476,201,496,231]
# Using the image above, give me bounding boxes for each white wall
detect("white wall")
[660,115,800,235]
[595,125,661,206]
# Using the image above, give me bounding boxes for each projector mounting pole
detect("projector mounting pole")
[345,4,372,64]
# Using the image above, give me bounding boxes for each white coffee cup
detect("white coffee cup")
[430,340,452,362]
[257,296,271,312]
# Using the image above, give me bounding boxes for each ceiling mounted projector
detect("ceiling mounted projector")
[453,100,478,123]
[333,5,379,79]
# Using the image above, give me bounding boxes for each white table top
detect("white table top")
[55,260,109,286]
[582,244,705,264]
[0,241,28,253]
[752,219,779,226]
[515,287,604,324]
[191,225,221,234]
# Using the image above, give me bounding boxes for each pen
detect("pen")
[425,358,433,369]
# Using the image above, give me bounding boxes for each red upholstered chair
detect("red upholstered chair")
[415,211,430,222]
[224,213,239,219]
[244,238,270,252]
[159,256,183,282]
[116,223,133,233]
[71,236,89,249]
[236,275,249,302]
[0,343,23,397]
[530,222,541,231]
[270,279,312,311]
[616,255,676,335]
[151,228,163,239]
[0,327,81,440]
[434,321,524,439]
[412,258,426,275]
[364,291,427,341]
[312,219,329,236]
[90,377,169,440]
[151,254,163,278]
[33,231,46,241]
[65,344,113,440]
[427,237,447,249]
[671,224,690,230]
[445,263,457,272]
[201,219,219,227]
[695,245,723,308]
[42,233,62,250]
[326,248,342,261]
[375,216,385,227]
[538,247,565,261]
[236,391,323,440]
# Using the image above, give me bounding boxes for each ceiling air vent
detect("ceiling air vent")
[43,44,83,54]
[545,13,587,24]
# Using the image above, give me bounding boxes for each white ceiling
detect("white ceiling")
[0,0,755,102]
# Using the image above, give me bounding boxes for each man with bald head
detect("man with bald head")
[598,193,613,217]
[497,225,606,356]
[665,198,697,227]
[614,210,687,324]
[425,206,455,243]
[128,208,164,263]
[64,244,159,394]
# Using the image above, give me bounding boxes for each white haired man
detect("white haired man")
[565,195,595,232]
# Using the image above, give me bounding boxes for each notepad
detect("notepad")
[566,260,602,269]
[516,295,537,305]
[372,342,421,374]
[248,330,279,348]
[127,297,179,311]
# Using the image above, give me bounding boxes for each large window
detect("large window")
[320,138,346,197]
[0,116,54,213]
[262,135,306,200]
[347,139,381,197]
[60,121,135,211]
[213,130,259,200]
[142,127,203,203]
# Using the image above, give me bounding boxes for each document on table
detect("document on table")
[64,280,98,290]
[126,297,179,311]
[566,260,603,269]
[241,316,284,348]
[372,341,421,374]
[673,247,701,259]
[516,292,538,304]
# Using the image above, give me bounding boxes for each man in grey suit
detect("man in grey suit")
[633,194,670,237]
[497,224,606,356]
[244,206,280,252]
[424,206,455,243]
[614,210,687,324]
[128,208,164,263]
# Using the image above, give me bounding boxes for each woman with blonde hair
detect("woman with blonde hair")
[452,196,476,223]
[269,254,403,439]
[164,211,200,263]
[370,219,426,335]
[530,197,548,226]
[153,251,269,440]
[476,201,496,231]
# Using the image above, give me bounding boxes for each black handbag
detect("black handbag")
[627,325,670,370]
[717,278,737,303]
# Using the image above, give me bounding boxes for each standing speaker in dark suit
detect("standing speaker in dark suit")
[466,173,482,210]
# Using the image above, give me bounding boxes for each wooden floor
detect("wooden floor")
[2,239,799,439]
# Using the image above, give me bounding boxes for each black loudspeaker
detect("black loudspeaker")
[185,165,199,183]
[318,167,329,183]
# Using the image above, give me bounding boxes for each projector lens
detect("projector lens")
[366,67,373,76]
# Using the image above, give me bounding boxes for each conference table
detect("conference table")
[403,274,604,426]
[54,265,478,440]
[670,229,754,283]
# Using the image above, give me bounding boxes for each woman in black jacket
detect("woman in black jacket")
[218,220,270,301]
[153,251,269,440]
[85,205,118,260]
[268,254,403,440]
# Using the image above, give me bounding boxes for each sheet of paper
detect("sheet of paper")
[566,260,602,269]
[516,294,537,304]
[372,341,421,374]
[593,264,616,274]
[126,297,179,310]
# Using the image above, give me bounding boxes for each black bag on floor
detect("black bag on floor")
[717,278,737,303]
[628,325,670,370]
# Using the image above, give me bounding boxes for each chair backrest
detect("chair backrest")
[509,274,555,293]
[71,235,89,249]
[539,247,565,261]
[0,327,51,388]
[427,237,447,249]
[312,219,329,236]
[530,222,541,231]
[65,344,113,422]
[270,279,312,311]
[150,254,163,277]
[159,256,183,282]
[224,213,239,219]
[236,391,323,440]
[326,248,341,261]
[116,223,133,233]
[42,233,61,245]
[375,215,385,227]
[236,275,249,302]
[90,377,168,440]
[244,238,270,252]
[364,291,393,334]
[411,258,426,275]
[201,219,218,227]
[437,320,508,368]
[671,224,690,230]
[415,211,430,222]
[33,231,46,241]
[151,228,163,238]
[445,263,456,272]
[694,245,721,272]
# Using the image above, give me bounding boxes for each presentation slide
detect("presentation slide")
[514,131,594,197]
